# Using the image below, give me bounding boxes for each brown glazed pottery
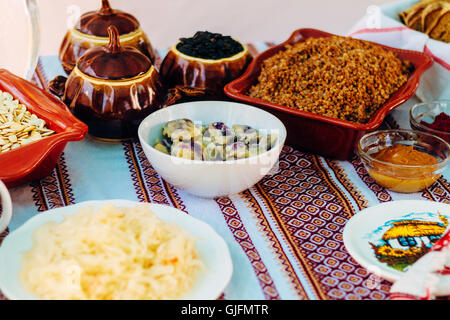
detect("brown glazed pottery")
[50,26,165,141]
[159,39,252,98]
[59,0,155,74]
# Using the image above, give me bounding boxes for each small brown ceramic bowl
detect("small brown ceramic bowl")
[159,39,252,99]
[59,0,155,74]
[51,26,165,141]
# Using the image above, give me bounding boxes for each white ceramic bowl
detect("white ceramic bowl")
[138,101,287,198]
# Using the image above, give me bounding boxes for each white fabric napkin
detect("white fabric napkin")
[390,229,450,300]
[348,0,450,102]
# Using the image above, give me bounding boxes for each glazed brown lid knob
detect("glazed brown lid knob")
[76,0,140,37]
[99,0,113,15]
[76,26,152,80]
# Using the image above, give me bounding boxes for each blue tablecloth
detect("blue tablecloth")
[1,43,449,300]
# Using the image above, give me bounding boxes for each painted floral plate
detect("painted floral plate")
[343,200,450,282]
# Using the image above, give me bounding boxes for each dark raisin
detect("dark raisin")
[176,31,243,60]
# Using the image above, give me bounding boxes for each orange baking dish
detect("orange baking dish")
[0,69,88,187]
[224,29,433,160]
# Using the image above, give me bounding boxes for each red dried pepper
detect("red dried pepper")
[420,112,450,132]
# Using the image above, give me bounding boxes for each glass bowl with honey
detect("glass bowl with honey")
[358,129,449,193]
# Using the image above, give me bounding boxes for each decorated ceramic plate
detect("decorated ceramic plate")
[0,200,233,300]
[343,200,450,282]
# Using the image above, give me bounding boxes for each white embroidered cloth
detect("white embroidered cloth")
[390,229,450,299]
[348,0,450,102]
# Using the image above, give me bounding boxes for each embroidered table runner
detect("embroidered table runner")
[1,43,449,300]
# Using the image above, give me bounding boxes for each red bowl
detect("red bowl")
[224,28,433,160]
[0,69,88,187]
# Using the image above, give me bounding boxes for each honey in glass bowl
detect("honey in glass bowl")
[358,129,449,193]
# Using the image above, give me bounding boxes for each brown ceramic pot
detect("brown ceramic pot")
[160,39,252,98]
[51,26,165,141]
[59,0,155,74]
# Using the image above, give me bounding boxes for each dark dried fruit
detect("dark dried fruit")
[176,31,243,60]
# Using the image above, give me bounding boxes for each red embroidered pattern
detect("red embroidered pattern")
[122,140,186,212]
[324,158,368,211]
[252,146,392,299]
[215,197,281,300]
[241,189,308,299]
[30,155,75,211]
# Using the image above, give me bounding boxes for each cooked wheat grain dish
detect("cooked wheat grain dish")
[248,36,413,124]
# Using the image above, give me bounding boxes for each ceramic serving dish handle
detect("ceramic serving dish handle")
[164,85,216,106]
[0,179,12,234]
[48,75,67,98]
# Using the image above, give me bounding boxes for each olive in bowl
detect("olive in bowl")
[138,101,286,198]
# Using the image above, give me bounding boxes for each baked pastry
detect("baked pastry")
[59,0,155,74]
[399,0,450,43]
[428,3,450,42]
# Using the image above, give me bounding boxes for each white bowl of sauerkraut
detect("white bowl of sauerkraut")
[0,200,232,300]
[138,101,287,198]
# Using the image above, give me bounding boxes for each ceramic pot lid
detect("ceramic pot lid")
[76,0,140,37]
[76,26,151,80]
